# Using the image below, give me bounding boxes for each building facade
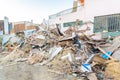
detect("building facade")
[48,0,120,33]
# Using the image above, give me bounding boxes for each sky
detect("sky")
[0,0,73,23]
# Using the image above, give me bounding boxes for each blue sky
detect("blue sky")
[0,0,73,23]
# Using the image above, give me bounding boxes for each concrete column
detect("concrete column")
[4,16,9,35]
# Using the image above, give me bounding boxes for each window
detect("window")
[94,13,120,32]
[63,21,83,27]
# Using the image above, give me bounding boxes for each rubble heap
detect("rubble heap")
[1,26,120,80]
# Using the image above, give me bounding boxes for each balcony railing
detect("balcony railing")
[49,6,82,19]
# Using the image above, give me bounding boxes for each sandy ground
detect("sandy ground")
[0,63,72,80]
[0,52,80,80]
[0,50,84,80]
[0,62,78,80]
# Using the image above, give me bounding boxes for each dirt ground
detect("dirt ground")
[0,62,80,80]
[0,51,82,80]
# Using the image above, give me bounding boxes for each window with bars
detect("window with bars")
[94,13,120,33]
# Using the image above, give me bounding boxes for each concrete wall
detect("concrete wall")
[48,7,85,32]
[49,7,85,25]
[84,0,120,21]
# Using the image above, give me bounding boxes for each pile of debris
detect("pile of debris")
[1,26,120,80]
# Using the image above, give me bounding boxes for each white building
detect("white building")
[48,0,120,34]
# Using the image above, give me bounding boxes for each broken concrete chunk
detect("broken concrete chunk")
[61,53,73,63]
[14,58,28,62]
[112,49,120,61]
[87,73,98,80]
[28,53,44,65]
[38,46,63,65]
[49,46,62,60]
[105,36,120,53]
[35,35,45,40]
